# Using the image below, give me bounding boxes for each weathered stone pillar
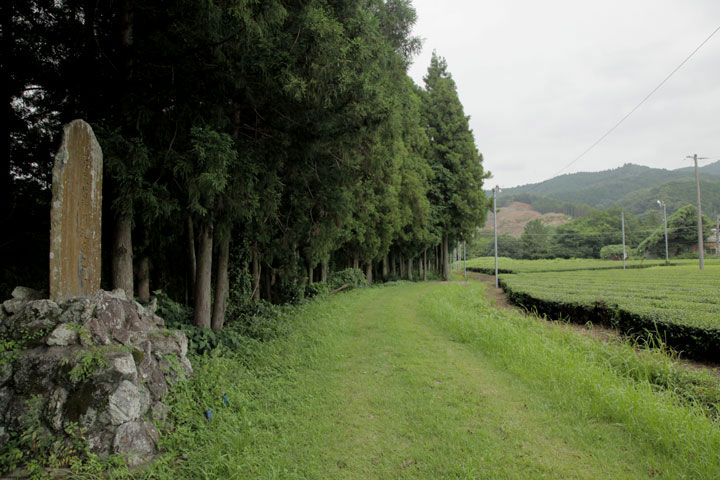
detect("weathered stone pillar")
[49,120,103,302]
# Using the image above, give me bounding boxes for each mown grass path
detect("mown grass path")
[309,283,663,479]
[155,281,720,479]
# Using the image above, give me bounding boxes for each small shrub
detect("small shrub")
[305,282,330,298]
[65,347,109,382]
[154,290,193,328]
[0,395,96,475]
[327,268,367,292]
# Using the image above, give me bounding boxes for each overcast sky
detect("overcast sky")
[407,0,720,188]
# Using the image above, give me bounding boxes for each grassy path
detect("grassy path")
[315,283,666,479]
[147,281,720,479]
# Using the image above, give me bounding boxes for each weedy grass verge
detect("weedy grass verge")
[421,282,720,479]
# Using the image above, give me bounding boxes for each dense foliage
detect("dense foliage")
[474,208,660,260]
[472,203,713,260]
[3,0,487,326]
[638,205,713,257]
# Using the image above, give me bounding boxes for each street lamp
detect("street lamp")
[493,186,501,288]
[657,200,669,265]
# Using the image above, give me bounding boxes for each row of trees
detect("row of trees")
[472,206,711,260]
[4,0,488,330]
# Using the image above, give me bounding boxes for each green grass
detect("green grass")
[500,265,720,330]
[69,282,720,479]
[466,256,719,274]
[421,283,720,478]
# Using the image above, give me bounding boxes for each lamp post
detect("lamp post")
[493,186,500,288]
[686,154,706,270]
[621,211,626,270]
[657,200,669,265]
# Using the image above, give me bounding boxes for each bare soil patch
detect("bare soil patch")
[479,201,571,237]
[465,271,519,312]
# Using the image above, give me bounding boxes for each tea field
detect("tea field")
[465,256,719,274]
[499,264,720,361]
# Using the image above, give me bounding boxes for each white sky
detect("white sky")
[407,0,720,188]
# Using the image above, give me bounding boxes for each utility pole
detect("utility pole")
[458,240,461,272]
[657,200,669,265]
[621,211,626,270]
[687,154,706,270]
[493,186,500,288]
[716,214,720,259]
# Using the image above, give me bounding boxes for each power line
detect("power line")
[484,225,702,238]
[487,25,720,251]
[547,23,720,180]
[491,25,720,195]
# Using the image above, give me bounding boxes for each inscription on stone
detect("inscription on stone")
[49,120,103,302]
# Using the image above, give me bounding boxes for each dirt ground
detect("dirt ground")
[479,201,571,237]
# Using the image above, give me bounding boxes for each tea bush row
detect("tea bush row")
[500,265,720,362]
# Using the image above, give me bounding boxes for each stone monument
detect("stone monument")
[49,119,103,302]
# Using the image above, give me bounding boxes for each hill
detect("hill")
[496,161,720,218]
[616,178,720,218]
[480,201,571,237]
[676,160,720,176]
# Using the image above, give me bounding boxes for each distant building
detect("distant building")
[707,228,719,256]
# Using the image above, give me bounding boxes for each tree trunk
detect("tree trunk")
[193,222,213,328]
[262,267,272,303]
[365,263,373,284]
[112,214,134,299]
[1,102,10,227]
[353,254,359,270]
[111,0,135,303]
[321,261,328,283]
[307,261,314,284]
[186,216,196,305]
[399,255,405,278]
[423,249,427,281]
[407,257,413,281]
[211,234,229,332]
[136,226,150,303]
[390,252,396,277]
[382,255,389,281]
[251,244,261,302]
[442,234,450,280]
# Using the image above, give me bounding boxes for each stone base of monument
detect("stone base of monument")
[0,287,193,469]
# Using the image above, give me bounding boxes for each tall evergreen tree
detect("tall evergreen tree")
[423,52,488,279]
[5,0,494,326]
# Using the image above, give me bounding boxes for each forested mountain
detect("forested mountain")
[616,179,720,218]
[497,162,720,218]
[676,160,720,176]
[3,0,487,330]
[482,161,720,260]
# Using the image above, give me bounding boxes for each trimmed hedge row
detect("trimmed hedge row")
[501,282,720,363]
[468,264,655,276]
[467,267,514,275]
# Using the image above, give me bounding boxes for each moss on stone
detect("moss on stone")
[131,348,144,365]
[64,382,95,423]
